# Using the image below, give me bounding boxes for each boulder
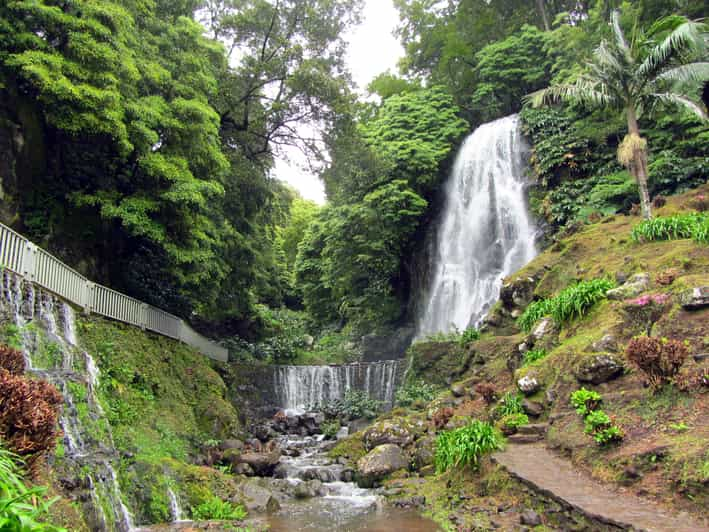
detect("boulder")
[530,317,556,343]
[363,419,416,451]
[588,334,619,353]
[412,437,435,470]
[520,509,542,526]
[239,482,281,513]
[348,417,372,434]
[680,287,709,310]
[221,439,245,452]
[575,354,624,385]
[294,480,323,499]
[517,375,540,395]
[522,399,544,417]
[500,277,537,310]
[606,273,650,300]
[450,384,466,397]
[235,449,281,476]
[234,463,255,476]
[356,444,408,488]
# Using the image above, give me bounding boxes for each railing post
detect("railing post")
[177,319,185,342]
[21,242,37,281]
[83,281,95,315]
[140,303,148,330]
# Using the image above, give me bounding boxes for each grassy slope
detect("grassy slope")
[338,184,709,530]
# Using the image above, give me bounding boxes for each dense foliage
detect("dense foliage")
[631,213,709,244]
[434,420,501,473]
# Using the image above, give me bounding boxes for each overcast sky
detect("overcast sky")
[274,0,404,204]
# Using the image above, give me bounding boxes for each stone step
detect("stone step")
[507,433,544,444]
[517,423,548,436]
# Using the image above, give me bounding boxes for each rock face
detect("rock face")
[517,375,540,395]
[606,273,650,300]
[238,482,281,513]
[356,444,408,488]
[233,449,280,476]
[360,326,415,361]
[363,419,417,451]
[575,354,624,385]
[680,286,709,310]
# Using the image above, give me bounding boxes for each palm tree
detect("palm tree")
[527,11,708,219]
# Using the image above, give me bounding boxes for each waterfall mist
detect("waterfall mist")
[417,115,537,337]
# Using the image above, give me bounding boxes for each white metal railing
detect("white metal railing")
[0,222,228,362]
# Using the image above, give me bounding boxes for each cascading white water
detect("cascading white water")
[417,115,537,337]
[273,360,402,413]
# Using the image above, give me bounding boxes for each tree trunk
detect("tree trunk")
[536,0,551,31]
[626,107,652,220]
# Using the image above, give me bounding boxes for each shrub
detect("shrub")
[631,213,709,244]
[593,426,624,445]
[320,420,341,440]
[191,497,247,520]
[621,293,671,335]
[583,410,611,434]
[674,367,709,393]
[523,348,547,366]
[0,445,64,531]
[0,369,63,465]
[475,382,497,404]
[497,413,529,435]
[570,388,602,417]
[434,420,501,473]
[496,392,524,417]
[625,336,689,388]
[395,381,439,407]
[652,195,666,208]
[459,327,481,348]
[321,390,382,420]
[517,278,615,332]
[0,345,25,375]
[432,407,454,430]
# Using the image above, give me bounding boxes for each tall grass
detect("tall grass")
[631,213,709,244]
[434,420,501,473]
[517,278,615,332]
[0,445,64,531]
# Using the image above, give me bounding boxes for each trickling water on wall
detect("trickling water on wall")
[273,360,404,412]
[0,270,135,532]
[417,115,537,337]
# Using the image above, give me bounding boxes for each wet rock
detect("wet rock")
[303,468,337,483]
[392,495,426,509]
[221,439,245,451]
[363,419,416,451]
[294,479,323,499]
[517,375,540,395]
[589,334,619,353]
[606,273,650,300]
[500,277,537,310]
[680,286,709,310]
[235,448,281,476]
[240,482,281,513]
[340,468,355,482]
[522,399,544,417]
[360,325,415,361]
[252,425,273,442]
[356,444,408,488]
[412,436,435,470]
[520,509,542,526]
[234,462,255,476]
[348,417,371,434]
[575,354,624,385]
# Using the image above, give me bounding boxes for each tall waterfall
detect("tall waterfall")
[417,115,537,337]
[273,360,403,413]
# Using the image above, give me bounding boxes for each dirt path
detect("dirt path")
[493,443,708,532]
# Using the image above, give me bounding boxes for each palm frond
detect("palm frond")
[638,20,708,80]
[651,92,708,120]
[655,62,709,85]
[610,10,633,63]
[525,80,619,109]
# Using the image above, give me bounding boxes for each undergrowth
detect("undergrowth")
[434,420,501,473]
[631,213,709,244]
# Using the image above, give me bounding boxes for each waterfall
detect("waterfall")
[0,270,135,532]
[273,360,404,413]
[417,115,537,337]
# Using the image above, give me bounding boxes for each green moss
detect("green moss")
[328,433,367,462]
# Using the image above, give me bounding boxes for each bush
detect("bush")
[631,213,709,244]
[517,278,615,332]
[459,327,481,348]
[570,388,602,417]
[320,420,341,439]
[0,445,64,531]
[395,381,439,407]
[583,410,611,434]
[0,369,63,465]
[496,392,524,417]
[523,348,547,366]
[321,390,382,420]
[496,413,529,435]
[0,345,25,375]
[593,426,624,445]
[432,407,454,430]
[625,336,689,389]
[434,420,501,473]
[191,497,247,520]
[475,383,497,404]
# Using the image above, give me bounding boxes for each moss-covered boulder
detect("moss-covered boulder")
[363,419,420,451]
[356,444,408,488]
[575,354,625,384]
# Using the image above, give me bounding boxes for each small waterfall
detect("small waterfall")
[273,360,404,412]
[168,487,185,522]
[0,270,135,532]
[417,115,537,337]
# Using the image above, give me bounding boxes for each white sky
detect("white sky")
[274,0,404,204]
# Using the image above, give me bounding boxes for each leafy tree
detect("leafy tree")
[528,11,709,219]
